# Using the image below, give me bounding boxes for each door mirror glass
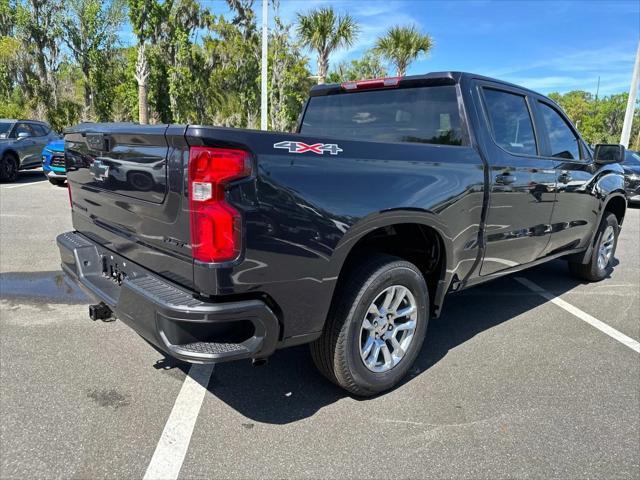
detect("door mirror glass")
[594,144,625,164]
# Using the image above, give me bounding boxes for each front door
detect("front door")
[13,122,39,167]
[476,85,557,276]
[533,100,600,255]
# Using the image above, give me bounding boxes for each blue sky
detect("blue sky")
[138,0,640,96]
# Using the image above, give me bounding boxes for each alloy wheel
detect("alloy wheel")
[597,225,615,270]
[359,285,418,373]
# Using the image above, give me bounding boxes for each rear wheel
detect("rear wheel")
[0,153,18,182]
[569,212,619,281]
[310,255,429,396]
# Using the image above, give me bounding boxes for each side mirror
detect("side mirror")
[17,132,31,140]
[594,144,625,164]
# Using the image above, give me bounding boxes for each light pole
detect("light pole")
[260,0,268,131]
[620,41,640,148]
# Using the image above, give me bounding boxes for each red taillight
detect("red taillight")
[341,76,401,91]
[188,146,252,263]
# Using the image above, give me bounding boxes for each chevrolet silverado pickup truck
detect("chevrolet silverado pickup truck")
[58,72,627,396]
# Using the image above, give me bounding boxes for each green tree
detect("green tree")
[0,1,24,116]
[63,0,125,120]
[0,0,14,36]
[374,25,433,77]
[111,46,139,122]
[14,0,64,121]
[127,0,167,123]
[161,0,209,123]
[203,1,261,127]
[549,90,640,147]
[296,7,358,84]
[269,1,312,131]
[326,50,388,83]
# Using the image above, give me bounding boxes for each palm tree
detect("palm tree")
[375,25,433,77]
[296,7,359,84]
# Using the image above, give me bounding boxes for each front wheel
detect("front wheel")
[0,154,18,182]
[569,212,619,281]
[310,255,429,396]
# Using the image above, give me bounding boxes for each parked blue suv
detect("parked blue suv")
[41,139,66,186]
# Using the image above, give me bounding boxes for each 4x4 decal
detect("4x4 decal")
[274,140,343,155]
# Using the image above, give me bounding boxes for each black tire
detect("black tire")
[310,254,429,396]
[48,178,66,187]
[0,153,19,183]
[569,212,619,282]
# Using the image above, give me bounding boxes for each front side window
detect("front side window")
[538,102,581,160]
[483,88,537,156]
[301,85,465,146]
[14,123,34,137]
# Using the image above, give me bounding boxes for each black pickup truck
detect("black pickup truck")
[58,72,627,396]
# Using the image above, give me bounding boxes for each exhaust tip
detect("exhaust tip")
[252,358,268,367]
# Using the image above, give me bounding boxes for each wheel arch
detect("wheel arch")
[327,210,455,320]
[603,193,626,227]
[2,148,19,162]
[572,192,627,266]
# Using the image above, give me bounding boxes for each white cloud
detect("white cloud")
[481,43,637,94]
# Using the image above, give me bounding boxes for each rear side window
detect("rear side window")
[483,88,537,156]
[300,86,465,146]
[31,124,47,136]
[537,102,581,160]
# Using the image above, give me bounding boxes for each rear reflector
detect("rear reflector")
[188,147,252,263]
[341,76,401,91]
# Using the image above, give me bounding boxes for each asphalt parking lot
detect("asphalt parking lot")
[1,170,639,479]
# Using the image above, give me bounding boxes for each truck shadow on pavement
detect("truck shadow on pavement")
[159,259,594,425]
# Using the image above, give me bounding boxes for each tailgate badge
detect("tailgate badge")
[274,140,343,155]
[90,158,110,181]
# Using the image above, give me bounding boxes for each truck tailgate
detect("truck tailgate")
[65,124,195,290]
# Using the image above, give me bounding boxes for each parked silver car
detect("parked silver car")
[0,119,60,182]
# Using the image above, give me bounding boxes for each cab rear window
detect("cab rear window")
[300,86,465,146]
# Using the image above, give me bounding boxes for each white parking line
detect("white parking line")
[143,364,214,480]
[515,277,640,353]
[1,181,45,189]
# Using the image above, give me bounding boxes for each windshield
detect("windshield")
[0,122,14,139]
[300,86,465,146]
[624,150,640,166]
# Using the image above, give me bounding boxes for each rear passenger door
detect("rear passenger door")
[533,100,600,255]
[476,84,557,276]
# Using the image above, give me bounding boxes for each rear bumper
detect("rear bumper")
[57,231,279,363]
